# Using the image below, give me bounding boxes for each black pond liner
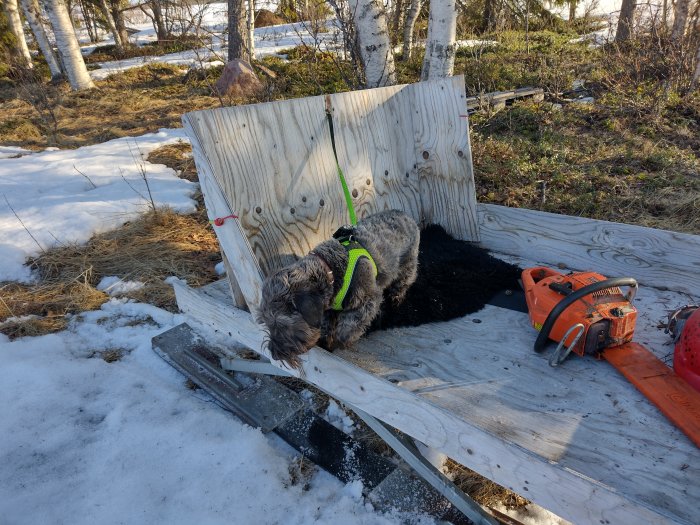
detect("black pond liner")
[369,224,523,331]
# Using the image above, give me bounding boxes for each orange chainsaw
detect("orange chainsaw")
[522,267,700,448]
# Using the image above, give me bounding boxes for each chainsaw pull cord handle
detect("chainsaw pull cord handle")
[534,277,639,353]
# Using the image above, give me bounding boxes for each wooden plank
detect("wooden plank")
[410,77,479,240]
[328,87,423,227]
[221,253,247,310]
[465,87,544,111]
[478,203,700,297]
[183,76,478,286]
[185,95,340,277]
[182,115,265,309]
[172,279,690,525]
[336,303,699,525]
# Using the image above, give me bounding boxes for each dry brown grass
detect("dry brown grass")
[0,208,220,339]
[445,459,529,510]
[147,142,198,182]
[0,64,222,149]
[0,281,107,338]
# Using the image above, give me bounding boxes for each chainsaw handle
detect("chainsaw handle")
[534,277,639,353]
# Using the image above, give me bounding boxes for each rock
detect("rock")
[573,97,595,105]
[214,59,262,98]
[255,9,284,27]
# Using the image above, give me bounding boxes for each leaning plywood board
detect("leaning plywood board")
[478,204,700,297]
[183,76,478,285]
[173,279,698,525]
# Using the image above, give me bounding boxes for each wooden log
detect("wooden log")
[478,204,700,297]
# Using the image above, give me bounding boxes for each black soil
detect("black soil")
[370,224,522,331]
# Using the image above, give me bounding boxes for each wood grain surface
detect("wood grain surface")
[478,204,700,297]
[183,76,478,282]
[174,279,696,525]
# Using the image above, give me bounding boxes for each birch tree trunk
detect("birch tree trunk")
[98,0,122,52]
[401,0,421,60]
[615,0,635,42]
[108,0,130,50]
[351,0,396,87]
[20,0,62,78]
[421,0,457,81]
[390,0,403,45]
[43,0,95,90]
[227,0,248,61]
[482,0,503,32]
[691,41,700,91]
[247,0,254,61]
[4,0,34,68]
[149,1,168,42]
[671,0,690,40]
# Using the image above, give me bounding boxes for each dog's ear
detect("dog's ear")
[292,290,325,328]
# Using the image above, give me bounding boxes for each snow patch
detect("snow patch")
[325,399,356,435]
[0,300,435,524]
[0,129,196,283]
[343,479,365,500]
[97,276,146,296]
[0,146,33,159]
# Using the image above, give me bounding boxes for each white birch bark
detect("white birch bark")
[43,0,95,90]
[247,0,255,60]
[20,0,62,78]
[351,0,396,88]
[4,0,34,68]
[421,0,457,80]
[99,0,122,51]
[671,0,690,40]
[401,0,422,60]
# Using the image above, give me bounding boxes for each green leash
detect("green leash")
[324,104,378,310]
[326,108,357,226]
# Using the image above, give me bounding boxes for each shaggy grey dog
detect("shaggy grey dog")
[257,209,419,368]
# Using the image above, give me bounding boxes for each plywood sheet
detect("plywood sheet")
[183,76,478,292]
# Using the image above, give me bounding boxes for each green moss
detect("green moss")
[259,48,354,98]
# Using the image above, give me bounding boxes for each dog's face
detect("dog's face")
[256,266,326,368]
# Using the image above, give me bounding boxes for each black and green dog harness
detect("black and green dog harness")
[331,226,378,311]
